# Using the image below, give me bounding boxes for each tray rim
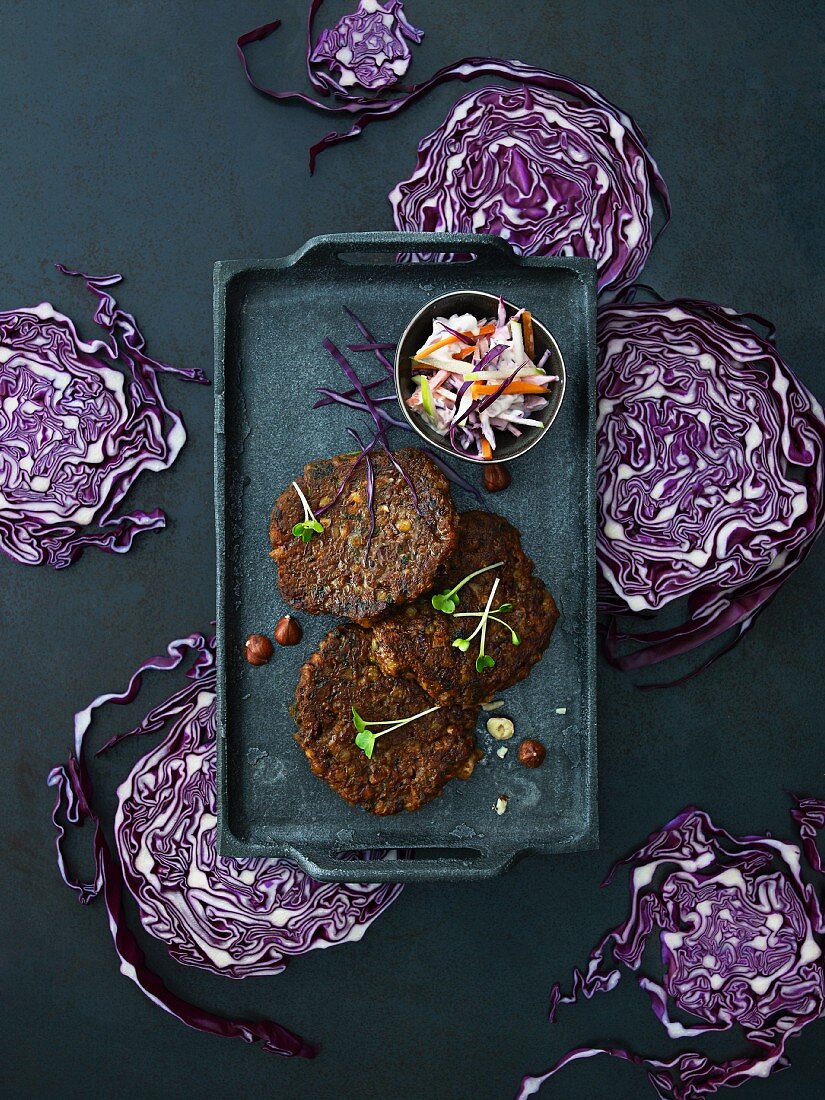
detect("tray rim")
[214,231,598,883]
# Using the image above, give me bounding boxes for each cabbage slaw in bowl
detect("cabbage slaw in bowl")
[404,296,560,460]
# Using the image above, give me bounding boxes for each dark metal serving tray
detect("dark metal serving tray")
[214,232,597,882]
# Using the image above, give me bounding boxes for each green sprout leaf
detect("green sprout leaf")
[354,728,376,759]
[291,482,324,545]
[452,637,471,652]
[351,707,367,735]
[476,654,496,673]
[432,592,458,614]
[488,615,520,646]
[430,561,503,615]
[498,603,513,613]
[352,703,442,758]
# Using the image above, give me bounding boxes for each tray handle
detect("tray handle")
[287,845,521,883]
[290,232,518,268]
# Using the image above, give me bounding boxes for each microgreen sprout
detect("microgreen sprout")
[451,580,521,672]
[431,560,504,614]
[455,607,521,647]
[352,704,441,759]
[291,480,324,542]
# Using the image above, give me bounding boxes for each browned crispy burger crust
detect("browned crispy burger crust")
[270,448,458,625]
[292,625,480,815]
[372,511,559,704]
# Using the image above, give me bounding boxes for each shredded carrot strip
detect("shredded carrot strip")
[415,323,497,361]
[413,335,458,359]
[481,438,493,461]
[471,381,549,399]
[522,311,535,359]
[452,345,476,361]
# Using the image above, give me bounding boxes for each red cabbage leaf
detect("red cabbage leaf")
[518,803,825,1099]
[596,297,825,680]
[389,83,669,295]
[310,0,423,93]
[48,632,402,1055]
[0,266,208,568]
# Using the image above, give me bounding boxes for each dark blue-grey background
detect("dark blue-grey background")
[1,2,822,1097]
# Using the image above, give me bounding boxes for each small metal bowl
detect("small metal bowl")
[394,290,566,464]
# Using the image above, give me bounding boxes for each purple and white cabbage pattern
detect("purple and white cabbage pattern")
[49,632,402,1056]
[390,82,670,294]
[597,299,825,674]
[114,648,402,979]
[0,267,207,568]
[519,803,825,1099]
[310,0,423,92]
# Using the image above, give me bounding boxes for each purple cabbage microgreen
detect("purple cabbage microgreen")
[291,481,324,542]
[431,560,504,613]
[352,703,441,759]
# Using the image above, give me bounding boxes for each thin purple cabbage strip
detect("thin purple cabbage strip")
[322,337,391,444]
[48,632,403,1055]
[596,297,825,682]
[519,802,825,1100]
[322,336,421,510]
[344,425,378,559]
[437,322,477,346]
[309,0,423,95]
[316,431,379,517]
[313,373,389,409]
[390,81,669,295]
[791,796,825,876]
[0,266,208,568]
[342,306,394,375]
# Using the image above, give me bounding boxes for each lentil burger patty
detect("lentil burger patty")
[293,625,480,814]
[270,448,458,625]
[372,511,559,704]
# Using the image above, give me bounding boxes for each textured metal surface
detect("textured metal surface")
[214,232,597,881]
[3,2,822,1097]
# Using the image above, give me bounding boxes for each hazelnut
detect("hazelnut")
[518,739,546,768]
[245,633,273,666]
[483,463,512,493]
[486,716,514,741]
[274,614,302,646]
[494,795,509,815]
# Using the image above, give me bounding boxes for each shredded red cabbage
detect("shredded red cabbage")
[48,632,402,1055]
[0,266,208,568]
[596,297,825,681]
[390,83,669,294]
[310,0,423,93]
[519,802,825,1099]
[314,308,483,503]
